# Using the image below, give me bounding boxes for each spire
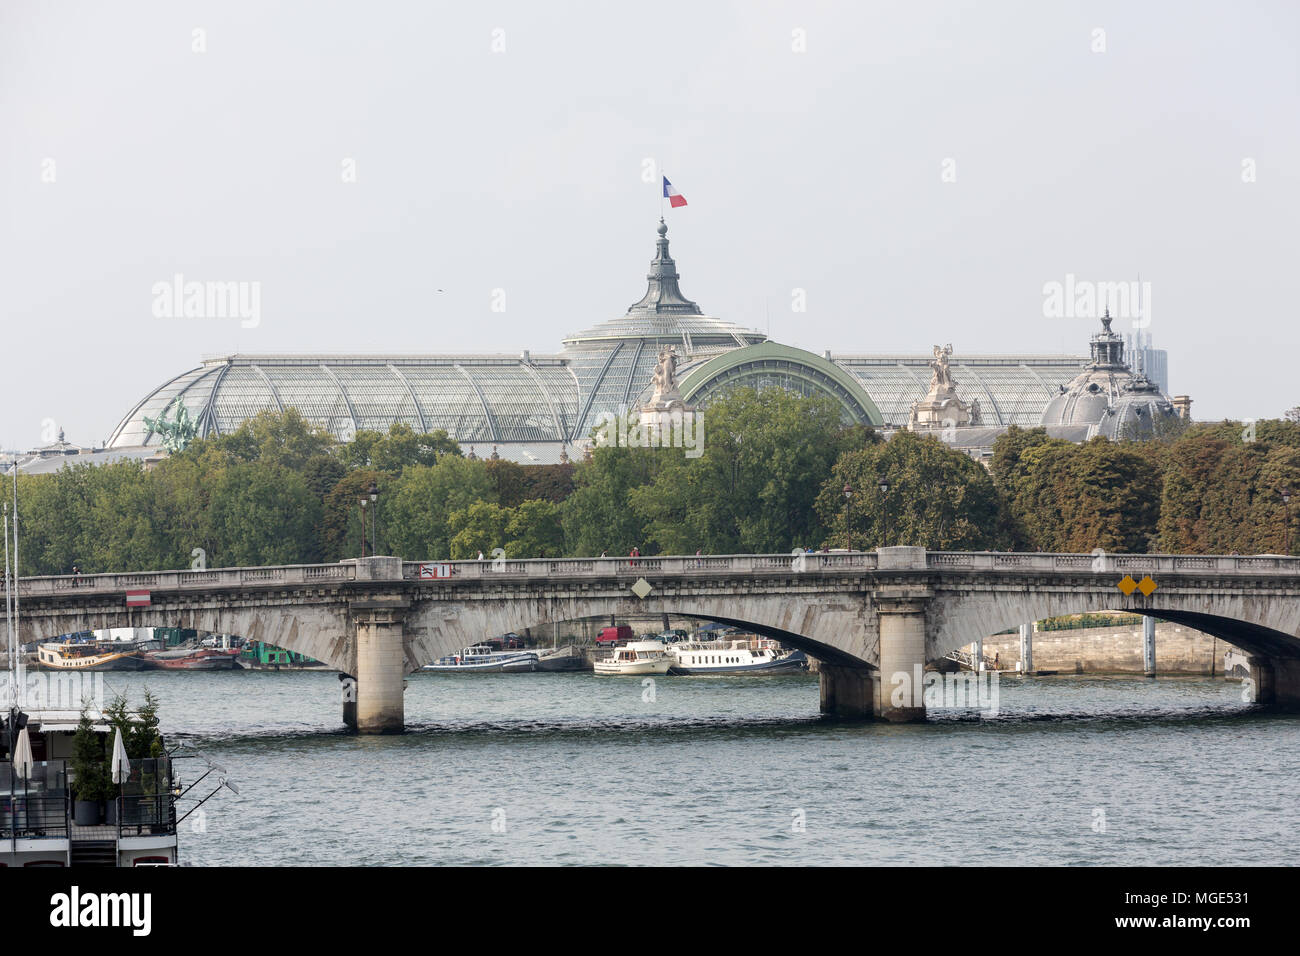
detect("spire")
[1089,310,1125,368]
[625,219,702,316]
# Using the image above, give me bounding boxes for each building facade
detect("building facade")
[101,221,1178,465]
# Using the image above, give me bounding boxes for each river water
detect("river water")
[96,669,1296,866]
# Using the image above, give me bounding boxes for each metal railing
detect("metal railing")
[115,758,175,839]
[2,760,70,840]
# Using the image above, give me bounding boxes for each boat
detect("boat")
[34,638,152,671]
[534,644,586,672]
[144,647,241,670]
[423,645,539,673]
[593,640,673,676]
[666,636,808,674]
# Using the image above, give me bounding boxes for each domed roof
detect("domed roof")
[562,220,766,348]
[1040,312,1178,439]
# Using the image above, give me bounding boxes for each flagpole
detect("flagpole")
[659,169,664,220]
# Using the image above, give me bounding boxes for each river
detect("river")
[95,669,1296,866]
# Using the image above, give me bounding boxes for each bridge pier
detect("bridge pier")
[819,664,876,718]
[1248,656,1300,710]
[352,600,409,734]
[1142,616,1156,677]
[877,593,928,722]
[1019,622,1033,673]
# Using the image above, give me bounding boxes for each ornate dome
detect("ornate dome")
[1039,312,1179,439]
[561,220,766,349]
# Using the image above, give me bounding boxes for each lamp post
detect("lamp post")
[842,484,853,550]
[1283,488,1292,555]
[358,497,368,559]
[878,478,890,547]
[368,481,379,555]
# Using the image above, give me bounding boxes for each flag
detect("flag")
[662,177,687,208]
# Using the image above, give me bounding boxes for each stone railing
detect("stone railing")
[924,552,1300,575]
[19,562,359,597]
[14,550,1300,598]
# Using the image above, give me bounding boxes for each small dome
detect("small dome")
[1040,312,1179,439]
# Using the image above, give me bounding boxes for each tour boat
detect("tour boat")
[592,640,673,676]
[666,636,808,674]
[423,645,539,673]
[35,639,151,672]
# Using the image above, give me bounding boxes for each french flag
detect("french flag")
[663,176,687,208]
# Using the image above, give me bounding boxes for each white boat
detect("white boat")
[423,645,539,673]
[592,640,673,676]
[666,636,808,674]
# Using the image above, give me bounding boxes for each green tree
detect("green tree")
[207,462,322,565]
[448,501,512,559]
[819,429,1005,550]
[628,388,853,554]
[381,455,495,560]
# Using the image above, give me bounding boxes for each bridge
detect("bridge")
[11,547,1300,732]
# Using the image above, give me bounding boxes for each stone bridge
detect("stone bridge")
[12,547,1300,731]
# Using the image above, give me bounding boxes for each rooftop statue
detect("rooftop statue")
[143,398,198,454]
[646,344,685,408]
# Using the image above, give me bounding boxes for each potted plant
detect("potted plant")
[69,708,106,825]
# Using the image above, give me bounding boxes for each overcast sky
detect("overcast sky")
[2,0,1297,449]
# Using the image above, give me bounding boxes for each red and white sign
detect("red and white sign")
[418,563,453,580]
[126,590,151,607]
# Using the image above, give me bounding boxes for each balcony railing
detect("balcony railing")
[1,760,70,840]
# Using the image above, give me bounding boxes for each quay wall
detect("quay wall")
[974,623,1245,676]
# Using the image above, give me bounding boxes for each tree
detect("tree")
[818,429,1006,550]
[506,499,565,557]
[448,501,512,559]
[628,388,853,554]
[342,423,460,474]
[207,462,322,565]
[562,444,660,556]
[381,456,495,560]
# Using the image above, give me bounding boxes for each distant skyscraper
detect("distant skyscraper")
[1125,330,1169,394]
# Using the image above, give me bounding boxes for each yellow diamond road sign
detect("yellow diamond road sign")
[1117,574,1157,596]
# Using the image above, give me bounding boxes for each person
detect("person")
[630,545,640,568]
[600,549,607,557]
[993,652,1001,671]
[476,550,484,561]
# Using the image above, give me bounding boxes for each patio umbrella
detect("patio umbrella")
[110,727,130,827]
[110,727,130,784]
[12,727,32,782]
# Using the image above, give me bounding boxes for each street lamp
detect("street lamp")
[358,496,368,559]
[842,484,853,550]
[1282,488,1292,554]
[878,478,890,548]
[369,481,380,555]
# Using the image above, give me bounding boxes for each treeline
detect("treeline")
[10,396,1300,575]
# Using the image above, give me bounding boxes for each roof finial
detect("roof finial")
[657,217,667,237]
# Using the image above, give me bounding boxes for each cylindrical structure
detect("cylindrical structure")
[1019,622,1033,674]
[973,635,984,671]
[353,602,407,734]
[877,599,927,722]
[1142,616,1156,677]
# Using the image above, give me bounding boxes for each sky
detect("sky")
[2,0,1297,449]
